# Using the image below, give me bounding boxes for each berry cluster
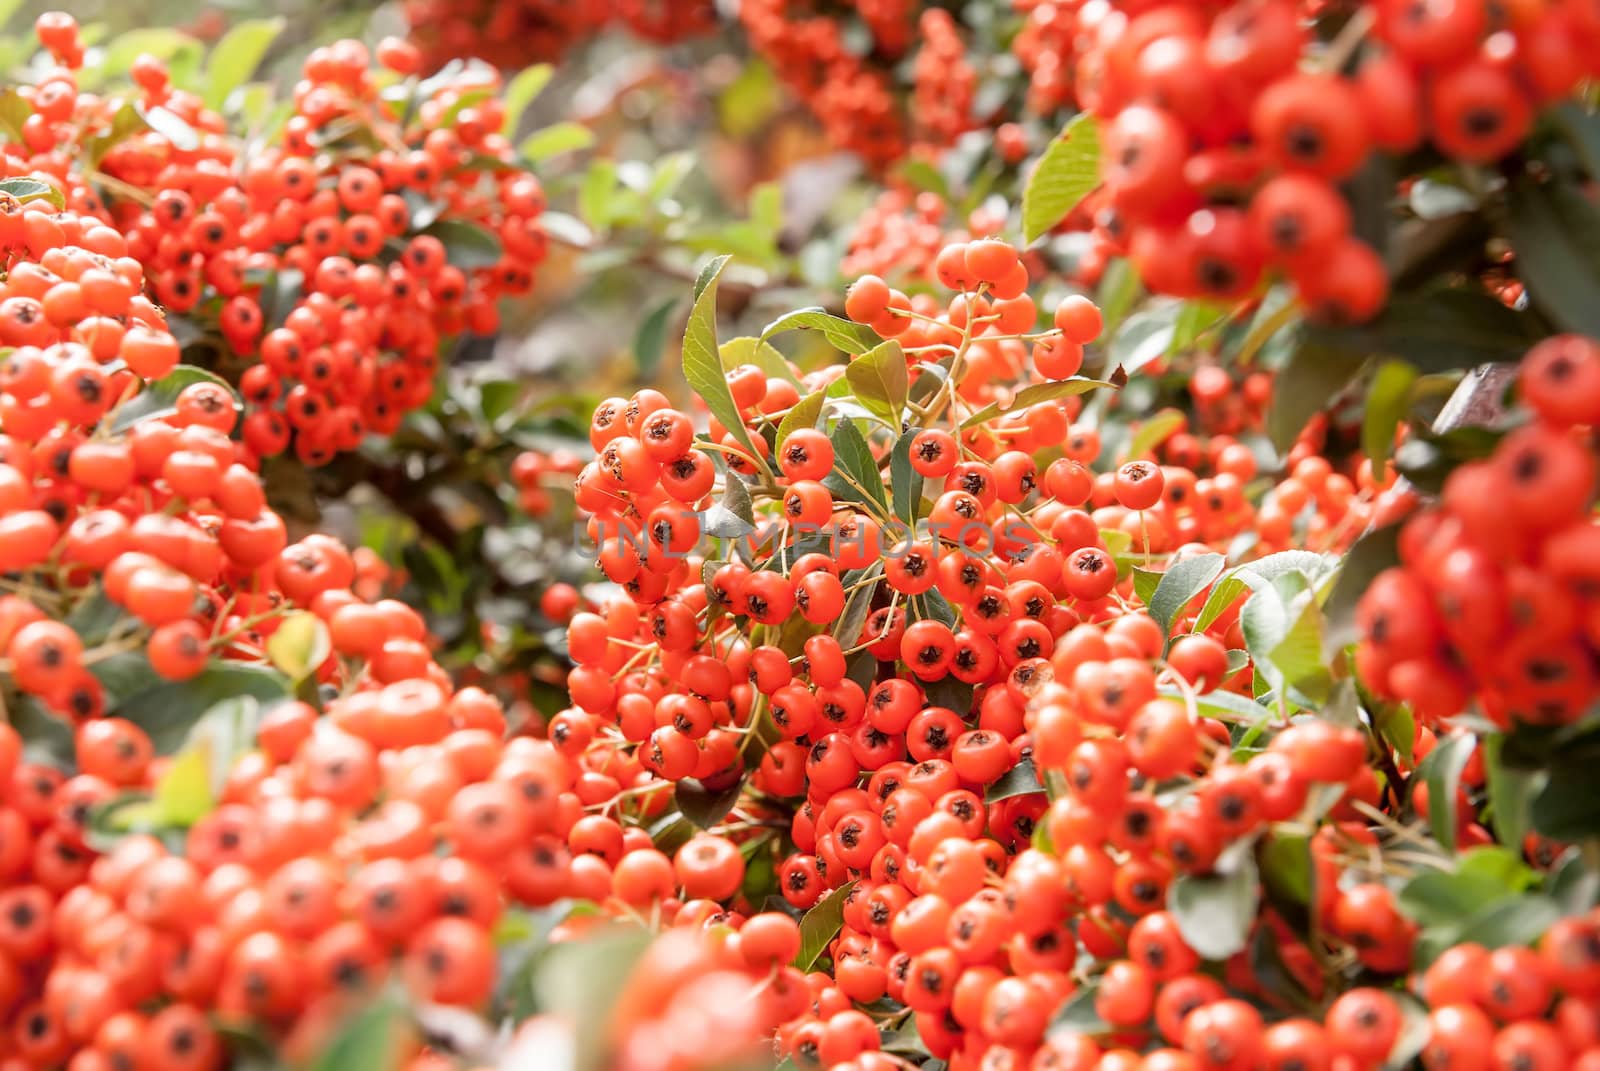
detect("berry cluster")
[911,10,978,150]
[404,0,716,73]
[1067,0,1599,320]
[737,0,911,169]
[10,17,548,466]
[841,191,1008,288]
[1359,335,1600,727]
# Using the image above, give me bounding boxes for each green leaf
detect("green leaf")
[760,308,883,355]
[703,475,756,539]
[1399,851,1532,929]
[633,298,678,381]
[1550,102,1600,179]
[266,611,331,683]
[1045,983,1110,1042]
[1095,259,1141,338]
[1309,289,1532,376]
[984,757,1044,803]
[1550,850,1600,914]
[1408,178,1477,220]
[776,391,827,450]
[153,743,213,826]
[794,881,856,971]
[1508,174,1600,338]
[845,341,909,425]
[117,662,292,754]
[895,158,949,200]
[1169,854,1260,961]
[0,177,63,209]
[533,927,652,1071]
[519,121,595,163]
[1461,894,1563,948]
[421,220,502,270]
[187,696,265,801]
[1416,733,1475,854]
[1323,524,1401,657]
[681,256,763,467]
[961,377,1115,429]
[1531,758,1600,841]
[674,776,745,829]
[1484,733,1540,853]
[111,366,239,434]
[1375,703,1417,765]
[139,104,199,151]
[1170,300,1229,353]
[1126,408,1186,461]
[826,418,888,509]
[1148,553,1225,636]
[1363,360,1419,469]
[1267,597,1330,703]
[720,335,801,387]
[890,429,924,524]
[308,990,409,1071]
[833,567,881,647]
[1268,334,1370,454]
[578,159,617,232]
[0,89,26,144]
[1258,833,1312,912]
[1107,301,1182,378]
[750,181,783,239]
[1159,686,1268,725]
[203,18,284,111]
[500,64,554,136]
[1022,112,1100,243]
[1133,568,1162,608]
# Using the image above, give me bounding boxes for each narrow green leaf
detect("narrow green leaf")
[1417,733,1475,854]
[203,18,284,111]
[703,474,755,539]
[153,744,213,826]
[826,419,888,509]
[500,64,554,136]
[421,219,502,270]
[794,881,856,971]
[0,177,63,209]
[845,340,909,425]
[1508,175,1600,338]
[633,298,678,381]
[1484,733,1540,852]
[720,335,801,387]
[1169,855,1260,961]
[681,256,762,466]
[1126,408,1186,461]
[1268,335,1370,454]
[116,662,291,755]
[266,611,331,683]
[111,366,239,434]
[833,567,881,647]
[674,776,745,830]
[308,990,408,1071]
[1363,360,1419,469]
[1323,524,1401,657]
[961,377,1115,428]
[519,120,595,163]
[1022,112,1100,243]
[1148,553,1225,635]
[1045,983,1109,1042]
[760,308,882,354]
[777,391,827,450]
[1106,301,1182,378]
[890,429,924,524]
[579,159,617,232]
[984,758,1044,803]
